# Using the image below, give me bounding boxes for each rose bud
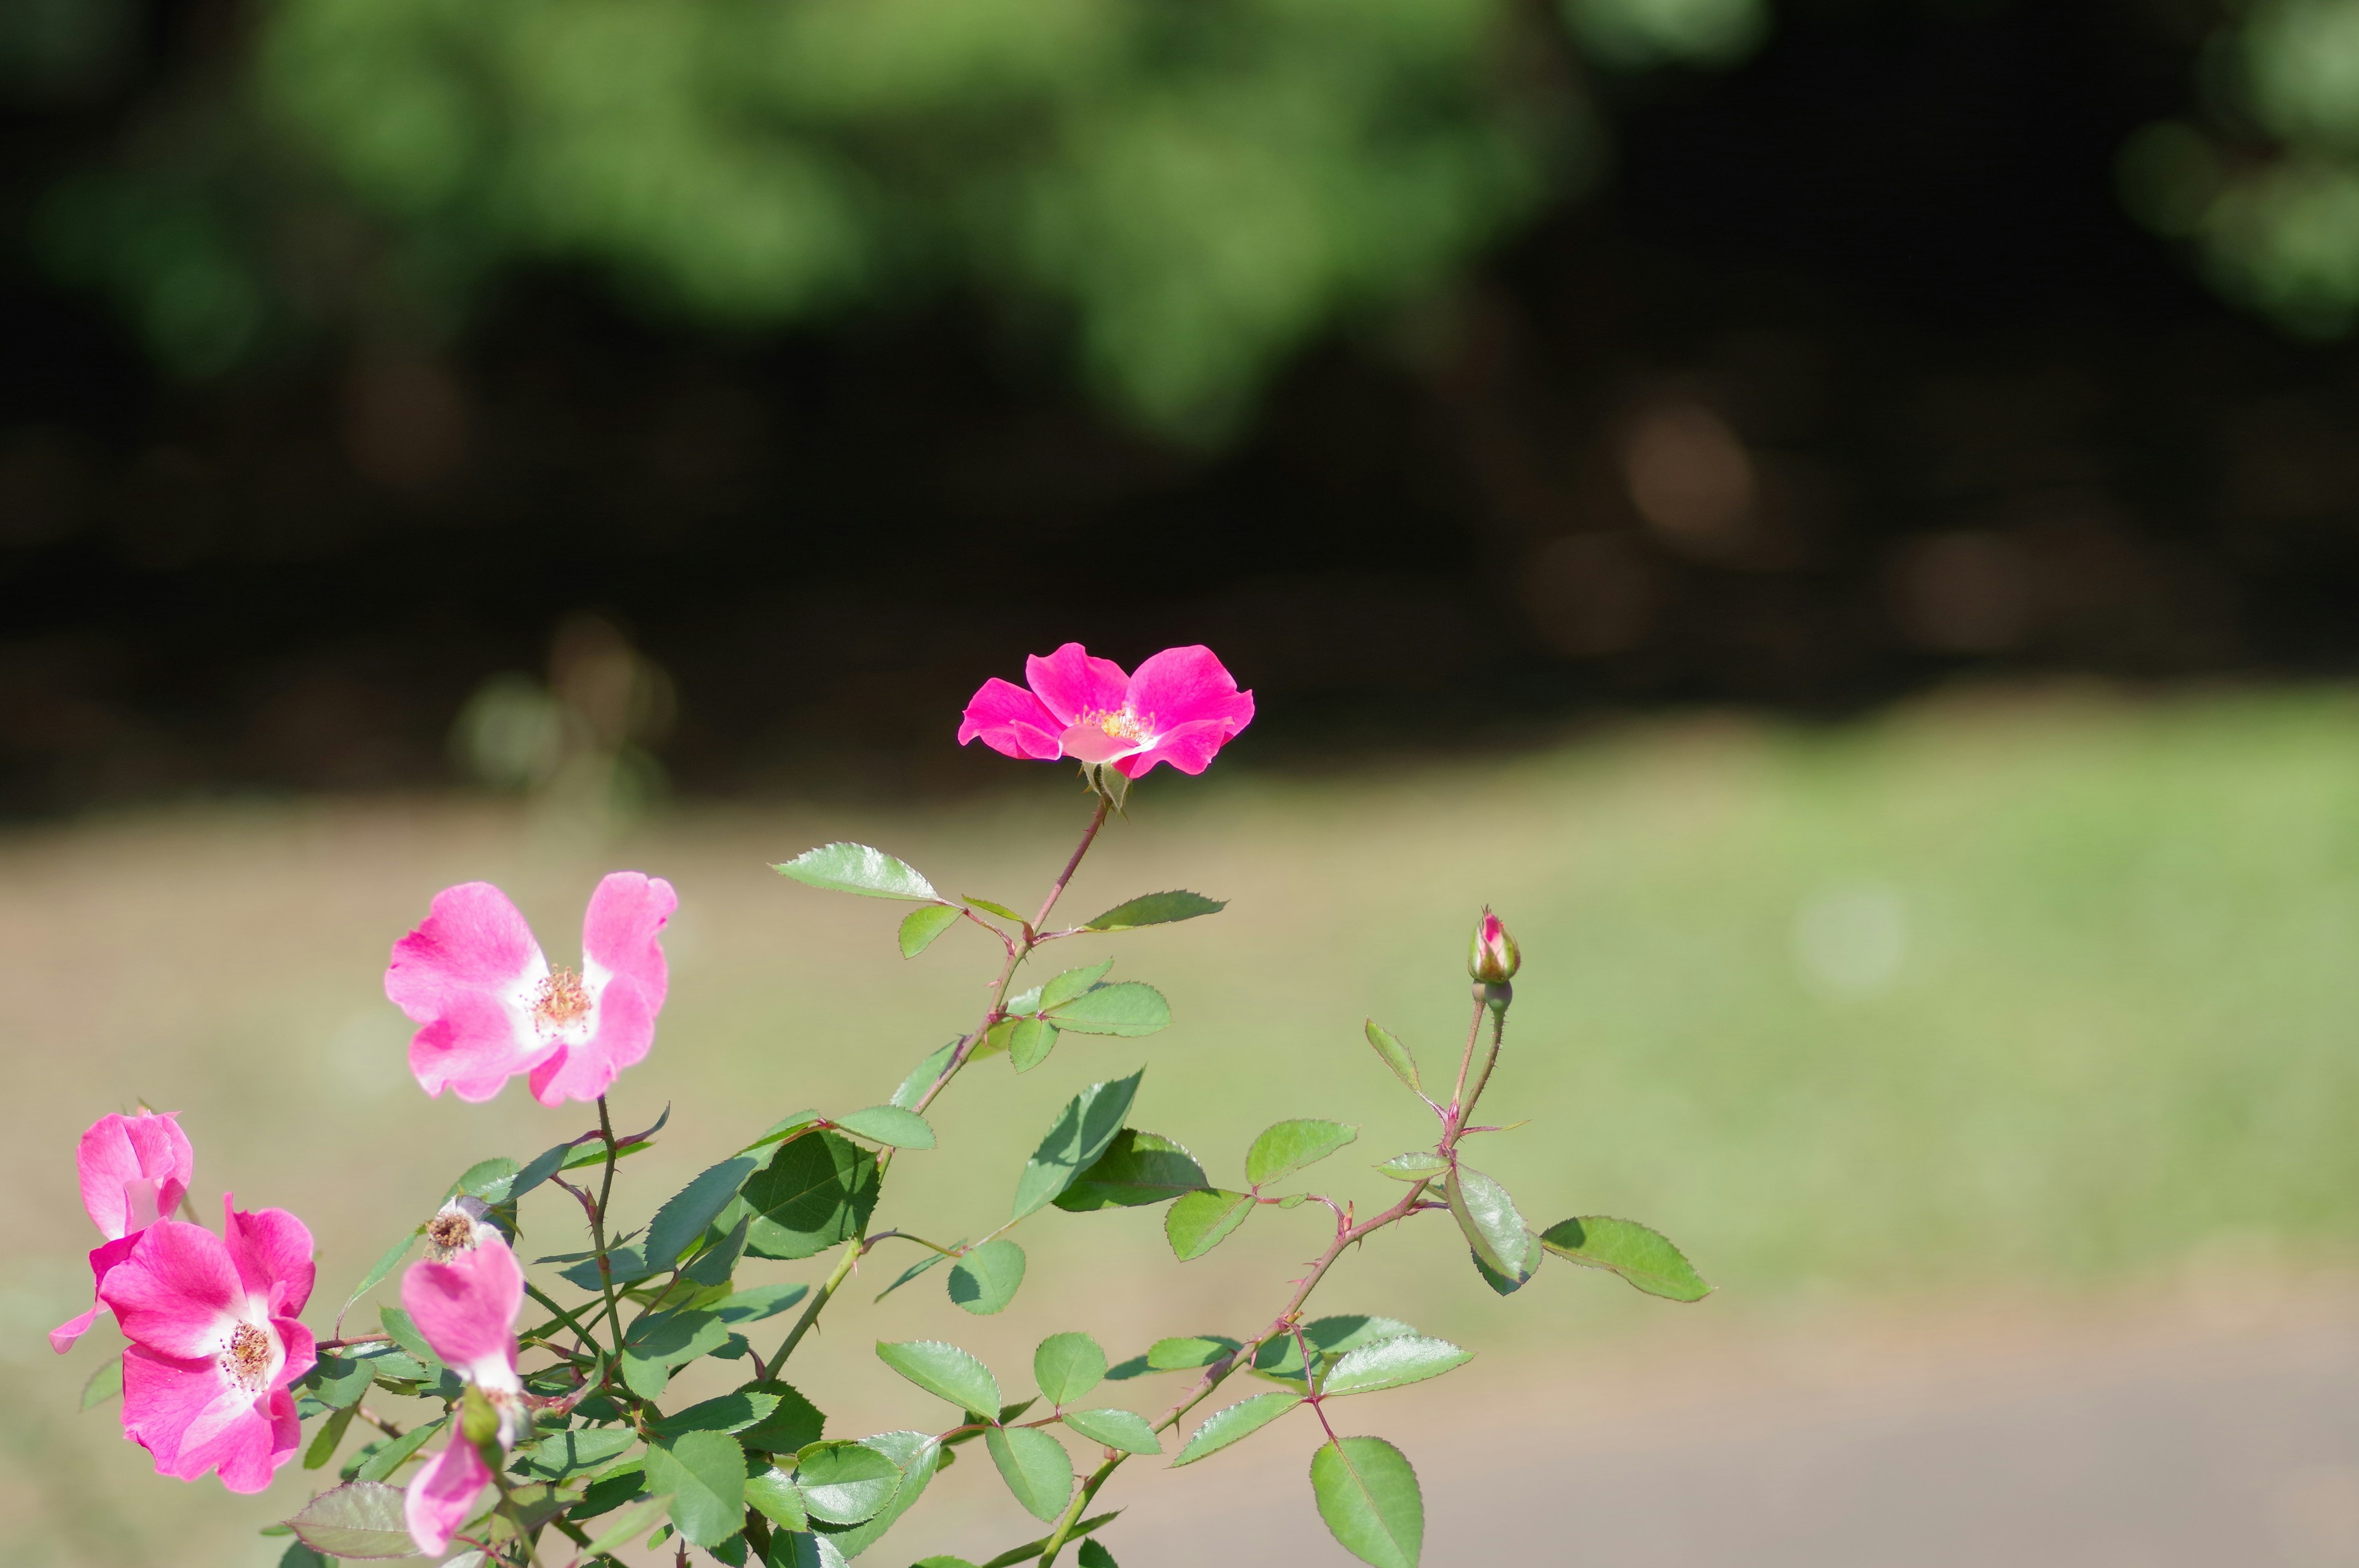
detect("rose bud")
[1467,908,1520,985]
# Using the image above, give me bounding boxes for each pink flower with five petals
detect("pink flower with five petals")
[51,1110,195,1354]
[957,643,1254,778]
[398,1239,526,1555]
[386,872,676,1105]
[98,1195,316,1494]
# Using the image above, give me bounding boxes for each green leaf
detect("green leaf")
[1007,1017,1060,1074]
[874,1246,955,1303]
[352,1416,441,1481]
[985,1426,1074,1522]
[1032,1332,1106,1406]
[1245,1119,1359,1188]
[1084,891,1225,931]
[1012,1071,1143,1219]
[647,1157,760,1271]
[892,1042,959,1112]
[336,1230,417,1322]
[1538,1217,1712,1301]
[737,1381,828,1454]
[1052,1129,1208,1211]
[622,1308,730,1399]
[78,1355,122,1411]
[1078,1542,1119,1568]
[1373,1152,1447,1183]
[582,1495,675,1559]
[305,1351,377,1409]
[450,1156,519,1203]
[284,1480,417,1558]
[947,1238,1027,1316]
[686,1214,753,1286]
[877,1340,1002,1416]
[1320,1336,1471,1397]
[963,895,1027,922]
[970,1018,1016,1064]
[792,1439,904,1524]
[377,1306,439,1370]
[774,843,939,901]
[275,1543,327,1568]
[1447,1164,1536,1278]
[745,1465,808,1532]
[1144,1335,1240,1371]
[810,1432,940,1558]
[1251,1316,1420,1387]
[715,1282,812,1325]
[1361,1021,1422,1096]
[1062,1408,1160,1454]
[302,1404,355,1470]
[1173,1391,1302,1465]
[557,1245,659,1291]
[1164,1189,1253,1260]
[739,1111,823,1156]
[899,904,962,958]
[1039,959,1115,1009]
[743,1131,880,1260]
[507,1140,574,1201]
[829,1104,937,1150]
[913,1559,979,1568]
[1043,982,1171,1037]
[1310,1437,1423,1568]
[514,1426,636,1479]
[647,1429,748,1548]
[1469,1244,1539,1295]
[652,1391,783,1440]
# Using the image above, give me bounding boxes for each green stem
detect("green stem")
[587,1096,628,1359]
[764,792,1115,1376]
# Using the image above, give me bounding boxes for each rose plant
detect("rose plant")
[55,641,1710,1568]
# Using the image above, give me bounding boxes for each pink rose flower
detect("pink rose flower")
[385,871,676,1105]
[398,1239,526,1555]
[98,1195,316,1494]
[957,643,1255,779]
[51,1110,195,1354]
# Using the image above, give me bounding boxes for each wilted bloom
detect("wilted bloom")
[386,871,676,1105]
[51,1110,195,1354]
[399,1239,526,1554]
[958,643,1254,779]
[1468,908,1520,985]
[99,1196,316,1494]
[423,1196,494,1262]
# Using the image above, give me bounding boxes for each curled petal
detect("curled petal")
[1114,717,1244,778]
[48,1303,103,1356]
[76,1111,194,1241]
[401,1240,523,1372]
[1124,646,1254,737]
[1023,643,1132,725]
[100,1221,241,1360]
[405,1432,493,1556]
[956,678,1065,760]
[50,1232,143,1354]
[224,1197,316,1319]
[387,882,550,1100]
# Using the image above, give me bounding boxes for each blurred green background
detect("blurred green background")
[10,686,2359,1562]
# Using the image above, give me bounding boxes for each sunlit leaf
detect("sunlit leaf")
[1013,1071,1143,1218]
[1172,1391,1301,1465]
[1244,1119,1358,1188]
[831,1105,936,1149]
[646,1156,759,1271]
[876,1340,1001,1416]
[647,1429,747,1548]
[775,843,939,900]
[79,1355,122,1411]
[1144,1335,1239,1370]
[1044,981,1170,1037]
[1362,1020,1421,1095]
[581,1495,674,1559]
[792,1438,903,1524]
[1164,1188,1253,1260]
[1446,1163,1535,1278]
[743,1131,879,1260]
[1061,1407,1160,1454]
[891,1041,958,1112]
[1318,1336,1471,1397]
[899,903,962,958]
[283,1480,416,1558]
[985,1426,1074,1522]
[812,1432,941,1559]
[1538,1216,1712,1301]
[1052,1129,1208,1211]
[1032,1332,1106,1406]
[947,1238,1027,1315]
[1084,891,1226,930]
[1310,1437,1423,1568]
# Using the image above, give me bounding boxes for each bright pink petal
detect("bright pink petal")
[1124,646,1254,737]
[224,1198,316,1318]
[76,1111,194,1240]
[581,872,673,1008]
[1114,717,1242,778]
[101,1221,241,1359]
[119,1344,294,1492]
[1058,720,1148,766]
[957,678,1066,760]
[274,1315,318,1390]
[405,1432,492,1554]
[387,882,550,1101]
[400,1242,522,1371]
[1023,644,1132,725]
[50,1233,144,1353]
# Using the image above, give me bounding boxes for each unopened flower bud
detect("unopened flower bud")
[1467,908,1520,985]
[460,1384,501,1446]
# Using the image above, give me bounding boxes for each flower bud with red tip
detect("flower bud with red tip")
[1468,908,1520,985]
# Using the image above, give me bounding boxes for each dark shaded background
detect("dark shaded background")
[4,0,2354,814]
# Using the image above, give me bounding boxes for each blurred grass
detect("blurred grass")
[7,683,2359,1564]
